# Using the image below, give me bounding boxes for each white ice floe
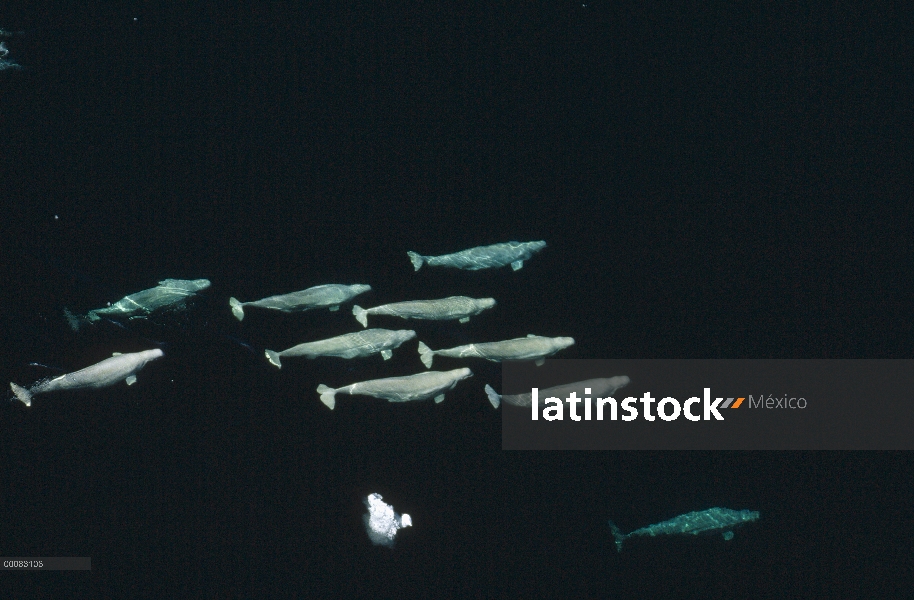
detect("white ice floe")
[363,493,411,547]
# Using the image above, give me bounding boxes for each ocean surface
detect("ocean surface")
[1,5,910,597]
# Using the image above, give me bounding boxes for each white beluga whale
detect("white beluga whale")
[229,284,371,321]
[352,296,495,328]
[609,507,761,552]
[264,329,416,368]
[65,278,211,330]
[418,334,575,368]
[316,368,473,410]
[407,240,547,272]
[10,349,164,407]
[363,493,411,548]
[483,376,630,409]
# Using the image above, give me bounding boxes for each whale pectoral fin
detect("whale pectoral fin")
[329,305,340,311]
[459,317,469,323]
[511,260,523,270]
[125,375,137,386]
[380,350,393,360]
[535,358,545,366]
[434,394,445,403]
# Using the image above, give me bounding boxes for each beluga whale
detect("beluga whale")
[316,368,473,410]
[10,349,164,406]
[230,284,371,321]
[418,335,575,368]
[483,376,630,409]
[608,507,761,552]
[264,329,417,368]
[65,278,211,330]
[407,240,547,272]
[352,297,495,328]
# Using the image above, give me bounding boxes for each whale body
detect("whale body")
[10,349,165,406]
[608,507,761,552]
[66,279,211,330]
[265,329,416,367]
[407,241,547,272]
[484,376,630,409]
[316,368,473,409]
[230,284,370,321]
[352,297,495,328]
[418,335,575,368]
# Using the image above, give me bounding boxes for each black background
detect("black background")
[1,2,911,597]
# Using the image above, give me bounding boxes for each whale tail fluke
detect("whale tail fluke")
[484,384,501,409]
[407,251,425,271]
[63,307,83,331]
[229,297,244,321]
[417,341,434,368]
[352,305,369,328]
[265,349,281,368]
[608,521,626,553]
[10,382,32,407]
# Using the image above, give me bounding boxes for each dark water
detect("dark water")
[1,5,910,598]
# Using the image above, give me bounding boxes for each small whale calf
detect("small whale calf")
[230,284,371,321]
[484,376,630,409]
[418,334,575,368]
[66,279,211,330]
[408,241,547,272]
[316,368,473,409]
[265,329,417,368]
[10,349,164,407]
[352,297,495,328]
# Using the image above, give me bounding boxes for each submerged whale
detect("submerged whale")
[609,507,761,552]
[65,279,211,330]
[484,376,630,409]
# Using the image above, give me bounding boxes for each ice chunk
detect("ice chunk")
[363,493,411,548]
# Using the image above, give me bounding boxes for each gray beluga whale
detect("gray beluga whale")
[407,240,547,272]
[484,376,630,409]
[264,329,417,368]
[609,507,761,552]
[10,349,164,407]
[65,278,211,330]
[316,368,473,410]
[352,296,495,328]
[418,334,575,368]
[229,284,371,321]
